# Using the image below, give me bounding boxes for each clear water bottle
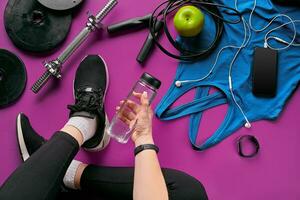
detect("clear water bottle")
[108,73,161,144]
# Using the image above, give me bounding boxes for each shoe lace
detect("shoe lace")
[68,88,104,114]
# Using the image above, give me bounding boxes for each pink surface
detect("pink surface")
[0,0,300,199]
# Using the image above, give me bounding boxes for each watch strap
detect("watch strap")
[134,144,159,156]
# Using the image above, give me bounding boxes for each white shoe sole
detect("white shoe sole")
[16,113,30,161]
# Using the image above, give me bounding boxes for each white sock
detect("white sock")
[66,114,97,143]
[63,160,82,190]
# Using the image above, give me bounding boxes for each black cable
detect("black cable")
[149,0,242,61]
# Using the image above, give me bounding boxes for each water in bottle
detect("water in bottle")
[108,73,161,143]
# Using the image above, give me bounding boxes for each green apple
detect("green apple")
[174,5,205,37]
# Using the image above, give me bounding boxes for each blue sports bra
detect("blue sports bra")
[155,0,300,150]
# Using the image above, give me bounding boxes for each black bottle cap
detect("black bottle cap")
[140,72,161,90]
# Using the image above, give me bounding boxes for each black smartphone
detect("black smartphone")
[252,47,278,97]
[272,0,300,7]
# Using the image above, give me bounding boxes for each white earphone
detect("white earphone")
[175,0,299,129]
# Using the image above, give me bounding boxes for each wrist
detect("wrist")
[134,144,159,156]
[134,135,154,147]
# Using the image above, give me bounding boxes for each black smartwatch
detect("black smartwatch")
[237,135,260,158]
[134,144,159,156]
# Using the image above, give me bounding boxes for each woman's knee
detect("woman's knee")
[162,168,208,200]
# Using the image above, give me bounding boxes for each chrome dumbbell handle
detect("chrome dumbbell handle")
[32,60,62,93]
[31,0,118,94]
[31,71,52,94]
[58,28,91,64]
[96,0,118,21]
[58,0,118,63]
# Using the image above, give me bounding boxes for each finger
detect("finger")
[119,108,136,121]
[148,106,154,118]
[119,100,125,107]
[118,113,137,129]
[117,111,133,125]
[118,115,131,126]
[116,106,120,111]
[125,100,140,113]
[140,91,149,106]
[118,100,140,114]
[133,91,142,97]
[123,110,136,121]
[133,92,142,100]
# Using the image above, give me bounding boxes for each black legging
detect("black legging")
[0,132,208,200]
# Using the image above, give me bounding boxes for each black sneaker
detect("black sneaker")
[16,113,77,193]
[16,113,46,161]
[67,55,110,151]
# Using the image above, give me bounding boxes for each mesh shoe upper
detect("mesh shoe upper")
[67,55,109,150]
[16,113,46,161]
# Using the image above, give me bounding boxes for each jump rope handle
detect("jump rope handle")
[107,14,164,63]
[137,20,164,63]
[107,14,152,34]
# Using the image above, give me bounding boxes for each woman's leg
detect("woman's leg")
[0,126,83,200]
[0,55,110,200]
[77,165,208,200]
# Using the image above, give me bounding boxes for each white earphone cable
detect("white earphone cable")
[228,9,252,127]
[175,0,300,128]
[249,0,299,50]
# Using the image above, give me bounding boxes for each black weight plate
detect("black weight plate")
[0,49,27,108]
[37,0,83,11]
[4,0,72,53]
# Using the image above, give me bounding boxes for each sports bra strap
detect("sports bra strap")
[156,84,242,151]
[156,86,227,120]
[189,94,241,150]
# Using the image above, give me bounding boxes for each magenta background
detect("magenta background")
[0,0,300,199]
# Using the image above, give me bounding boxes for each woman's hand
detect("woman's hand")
[116,91,154,146]
[116,92,168,200]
